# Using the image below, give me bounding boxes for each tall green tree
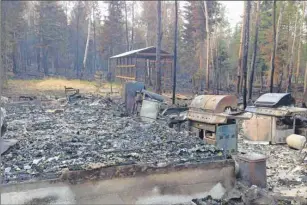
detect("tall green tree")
[35,1,67,76]
[1,1,27,77]
[101,1,125,57]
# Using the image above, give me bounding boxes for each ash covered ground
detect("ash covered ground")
[238,135,307,199]
[1,92,306,203]
[1,95,223,184]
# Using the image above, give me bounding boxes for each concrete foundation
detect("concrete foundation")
[1,160,235,205]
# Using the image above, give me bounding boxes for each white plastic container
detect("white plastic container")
[286,134,306,150]
[140,99,161,123]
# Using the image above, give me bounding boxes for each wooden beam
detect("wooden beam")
[116,75,136,80]
[149,60,173,63]
[116,65,136,68]
[139,53,173,57]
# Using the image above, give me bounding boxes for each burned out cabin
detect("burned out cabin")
[109,46,174,92]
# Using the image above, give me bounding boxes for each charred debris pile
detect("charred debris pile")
[1,95,224,183]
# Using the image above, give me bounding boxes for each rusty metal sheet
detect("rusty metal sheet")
[189,95,237,113]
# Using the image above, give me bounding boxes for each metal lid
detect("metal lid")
[254,93,293,108]
[189,95,237,113]
[142,90,164,102]
[237,152,267,162]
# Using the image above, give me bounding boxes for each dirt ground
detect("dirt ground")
[237,134,307,200]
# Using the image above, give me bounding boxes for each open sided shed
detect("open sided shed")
[110,46,174,92]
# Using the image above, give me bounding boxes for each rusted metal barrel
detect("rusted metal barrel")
[286,134,306,150]
[237,152,267,188]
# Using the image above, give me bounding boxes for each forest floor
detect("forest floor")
[1,79,307,204]
[3,78,120,98]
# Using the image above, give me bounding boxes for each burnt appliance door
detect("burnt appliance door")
[216,124,237,154]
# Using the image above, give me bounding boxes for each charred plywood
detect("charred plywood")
[242,115,295,144]
[242,115,272,142]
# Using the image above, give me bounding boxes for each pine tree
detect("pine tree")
[101,1,125,57]
[35,1,67,76]
[1,1,27,77]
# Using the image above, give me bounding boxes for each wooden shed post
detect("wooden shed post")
[124,57,126,77]
[116,58,119,77]
[131,57,133,79]
[126,57,128,78]
[119,57,123,84]
[144,58,147,84]
[149,60,152,86]
[135,55,138,81]
[129,57,131,78]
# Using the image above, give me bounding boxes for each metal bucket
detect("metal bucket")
[140,99,161,122]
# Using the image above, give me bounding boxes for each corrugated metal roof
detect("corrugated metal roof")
[109,46,171,59]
